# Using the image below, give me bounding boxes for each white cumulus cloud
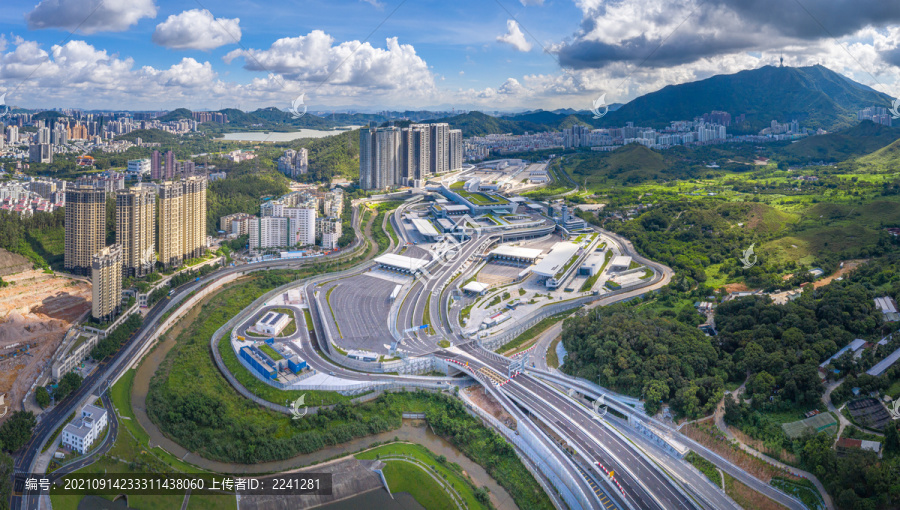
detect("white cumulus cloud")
[152,9,242,51]
[497,20,532,52]
[223,30,436,94]
[25,0,157,34]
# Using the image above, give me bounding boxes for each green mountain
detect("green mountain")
[599,65,892,132]
[431,111,545,137]
[157,108,193,122]
[563,143,699,186]
[779,120,900,163]
[852,135,900,173]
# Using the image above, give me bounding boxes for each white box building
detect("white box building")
[61,403,108,454]
[254,311,291,336]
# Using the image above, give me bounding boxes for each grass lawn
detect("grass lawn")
[258,342,283,361]
[423,297,435,335]
[686,452,721,488]
[383,461,455,510]
[110,369,212,474]
[885,378,900,399]
[303,309,314,332]
[547,336,562,369]
[580,250,613,292]
[357,442,490,510]
[25,226,65,269]
[49,369,233,510]
[325,285,343,338]
[499,311,570,355]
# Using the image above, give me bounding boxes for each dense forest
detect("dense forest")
[288,129,360,182]
[561,305,725,416]
[562,252,900,419]
[205,162,290,234]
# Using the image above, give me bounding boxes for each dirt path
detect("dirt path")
[812,260,866,288]
[713,384,834,510]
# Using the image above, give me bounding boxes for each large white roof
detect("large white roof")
[490,245,543,260]
[463,281,489,293]
[532,242,579,277]
[410,218,440,236]
[375,253,430,271]
[610,255,632,268]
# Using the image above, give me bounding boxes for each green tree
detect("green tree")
[749,371,776,407]
[885,422,900,458]
[643,380,670,416]
[0,450,12,510]
[35,387,50,408]
[0,411,36,452]
[54,372,83,402]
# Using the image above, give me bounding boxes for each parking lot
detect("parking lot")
[321,273,397,354]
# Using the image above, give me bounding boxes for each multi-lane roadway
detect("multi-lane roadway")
[10,194,795,510]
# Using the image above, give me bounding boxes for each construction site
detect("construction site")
[0,268,92,421]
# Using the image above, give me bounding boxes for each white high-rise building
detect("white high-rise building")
[249,216,289,250]
[248,207,316,250]
[449,129,463,171]
[282,207,316,246]
[429,123,449,175]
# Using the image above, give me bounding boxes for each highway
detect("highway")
[452,344,694,510]
[9,194,791,510]
[11,201,377,510]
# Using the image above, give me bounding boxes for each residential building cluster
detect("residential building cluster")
[465,112,813,158]
[359,123,463,190]
[858,107,893,127]
[277,148,308,178]
[64,176,209,321]
[75,171,125,193]
[151,150,198,180]
[0,111,205,162]
[0,178,65,215]
[224,149,256,163]
[230,187,344,252]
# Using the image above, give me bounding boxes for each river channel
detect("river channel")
[128,291,515,510]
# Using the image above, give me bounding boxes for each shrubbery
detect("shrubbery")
[91,314,144,360]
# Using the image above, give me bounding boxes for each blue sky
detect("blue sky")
[2,0,900,112]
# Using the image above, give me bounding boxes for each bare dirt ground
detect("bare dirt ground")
[0,270,91,419]
[812,259,866,288]
[722,282,751,293]
[466,386,517,430]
